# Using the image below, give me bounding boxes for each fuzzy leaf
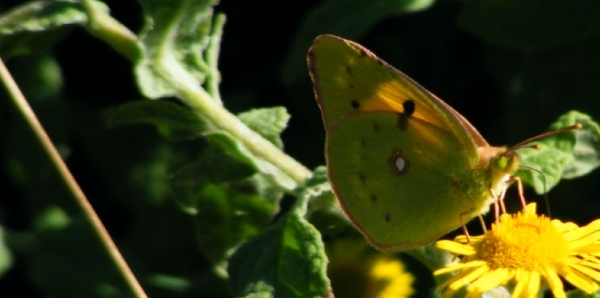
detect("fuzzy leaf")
[238,107,290,149]
[106,100,212,140]
[135,0,218,98]
[228,188,331,298]
[0,0,106,58]
[517,111,600,193]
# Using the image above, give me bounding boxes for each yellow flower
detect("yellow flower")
[327,237,414,298]
[434,203,600,298]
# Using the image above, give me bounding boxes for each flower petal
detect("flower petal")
[466,268,512,297]
[512,269,529,298]
[434,260,487,276]
[435,240,475,255]
[524,270,540,298]
[540,267,566,298]
[564,220,600,243]
[570,263,600,281]
[558,265,599,294]
[437,265,488,297]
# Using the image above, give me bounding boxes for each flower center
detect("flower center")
[477,212,568,271]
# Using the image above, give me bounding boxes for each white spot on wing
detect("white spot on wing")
[389,149,409,175]
[394,157,406,172]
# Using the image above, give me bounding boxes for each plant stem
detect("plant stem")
[80,0,139,61]
[0,58,147,298]
[177,81,313,186]
[79,5,313,187]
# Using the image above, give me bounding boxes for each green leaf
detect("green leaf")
[561,112,600,179]
[106,100,212,140]
[517,111,600,194]
[33,205,71,231]
[27,208,129,297]
[135,0,219,99]
[238,107,291,149]
[567,288,600,298]
[134,0,300,192]
[146,274,191,292]
[194,182,276,272]
[0,226,13,279]
[8,54,63,100]
[304,166,350,237]
[457,0,600,53]
[304,167,337,218]
[228,189,331,298]
[180,146,257,185]
[0,0,107,58]
[169,145,257,213]
[168,146,283,271]
[282,0,436,86]
[206,131,297,190]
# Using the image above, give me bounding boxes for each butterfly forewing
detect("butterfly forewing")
[308,35,482,157]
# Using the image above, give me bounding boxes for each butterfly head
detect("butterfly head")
[496,150,521,175]
[479,146,520,173]
[482,147,522,199]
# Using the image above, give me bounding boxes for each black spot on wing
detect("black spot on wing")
[346,65,352,74]
[450,177,462,193]
[348,84,355,89]
[358,174,366,183]
[370,194,378,203]
[398,114,409,131]
[351,100,360,109]
[385,212,391,222]
[396,100,415,131]
[372,121,380,132]
[403,100,415,116]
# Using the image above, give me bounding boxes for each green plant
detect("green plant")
[1,0,599,297]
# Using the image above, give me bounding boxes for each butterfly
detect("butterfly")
[307,34,524,252]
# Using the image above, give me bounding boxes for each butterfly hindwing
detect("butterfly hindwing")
[328,112,490,251]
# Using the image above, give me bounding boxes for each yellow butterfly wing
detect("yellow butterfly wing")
[308,35,504,251]
[308,35,489,151]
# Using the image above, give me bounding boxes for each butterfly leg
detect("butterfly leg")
[497,187,509,223]
[478,215,487,233]
[459,213,471,245]
[489,188,508,225]
[514,177,526,209]
[504,176,526,209]
[493,194,500,225]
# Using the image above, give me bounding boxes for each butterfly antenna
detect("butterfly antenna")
[520,165,551,216]
[507,124,579,215]
[507,124,582,152]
